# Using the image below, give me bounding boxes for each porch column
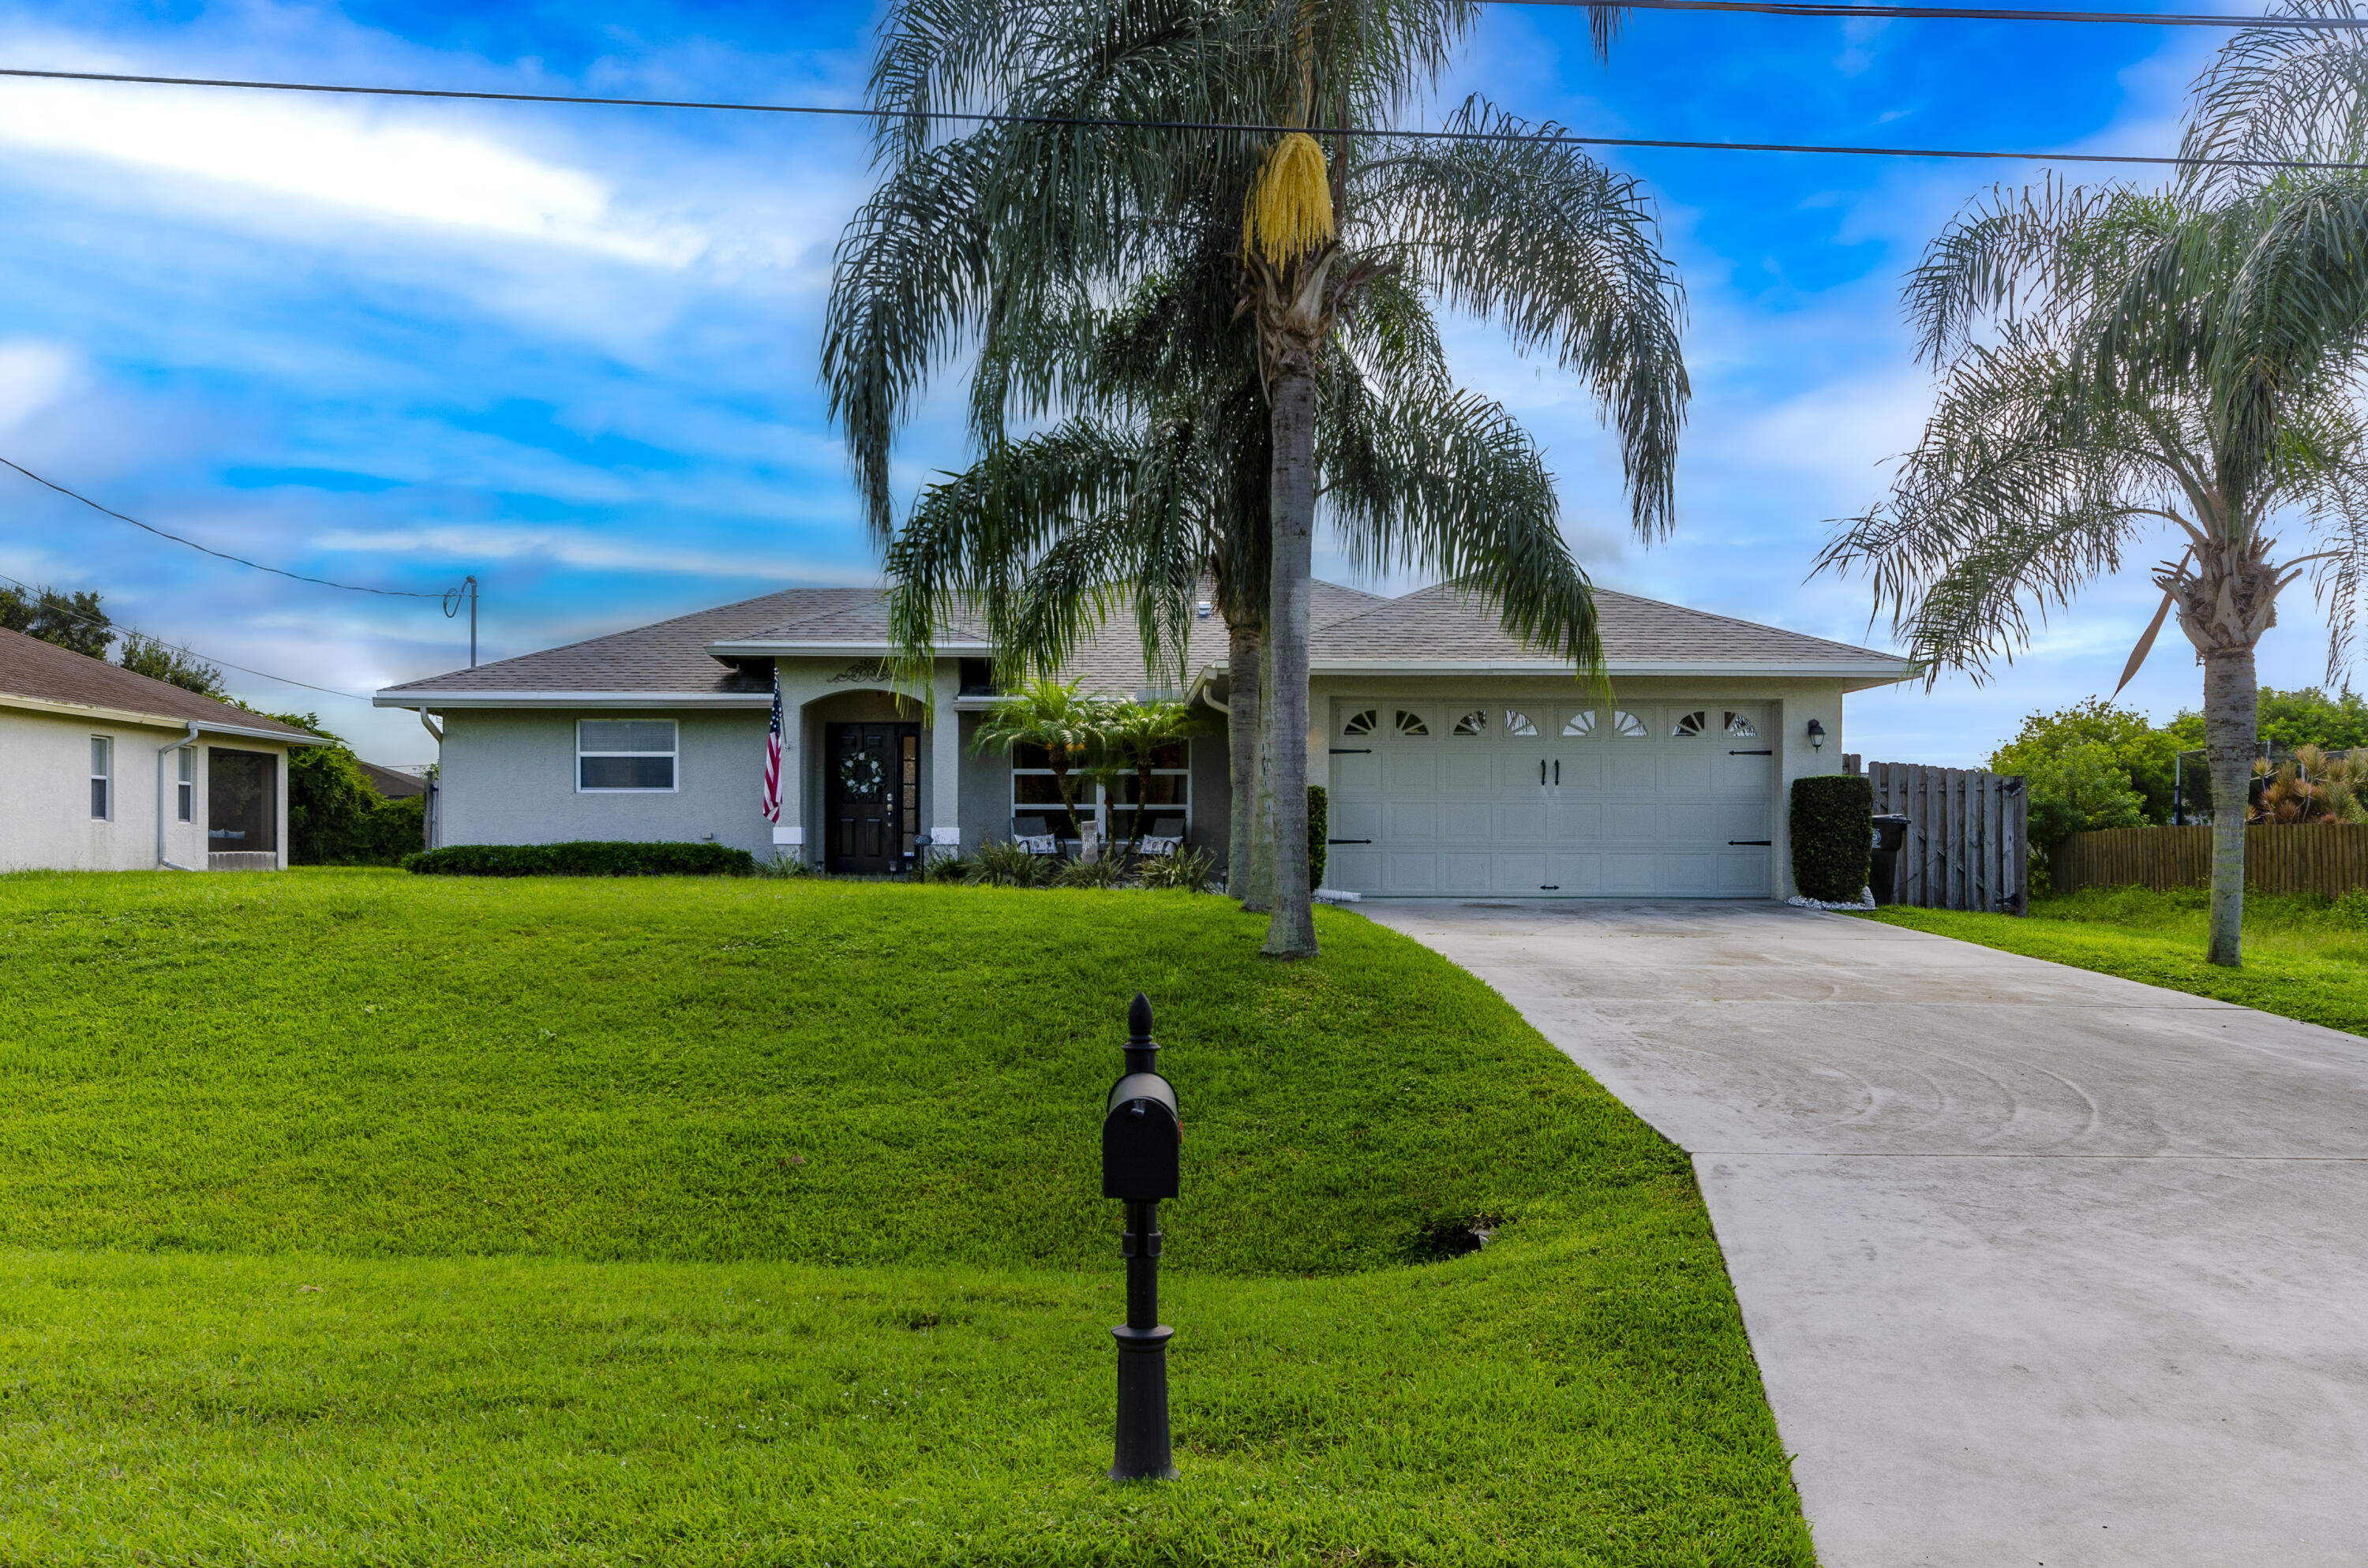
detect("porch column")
[772,666,804,854]
[930,661,961,848]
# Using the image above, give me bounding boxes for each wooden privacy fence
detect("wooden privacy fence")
[2051,824,2368,896]
[1864,761,2029,914]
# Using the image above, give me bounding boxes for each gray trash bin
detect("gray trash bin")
[1870,814,1910,906]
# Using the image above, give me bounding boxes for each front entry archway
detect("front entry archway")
[825,722,920,874]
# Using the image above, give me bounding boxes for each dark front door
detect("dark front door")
[826,723,920,874]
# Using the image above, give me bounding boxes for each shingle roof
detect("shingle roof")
[1310,584,1902,668]
[0,627,318,737]
[356,759,427,799]
[373,579,1905,702]
[376,587,867,696]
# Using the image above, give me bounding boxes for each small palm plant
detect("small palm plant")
[972,677,1115,841]
[1083,699,1210,861]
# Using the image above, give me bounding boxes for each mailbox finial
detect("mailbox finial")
[1125,992,1156,1076]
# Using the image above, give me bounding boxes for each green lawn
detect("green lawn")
[0,870,1808,1566]
[1862,884,2368,1035]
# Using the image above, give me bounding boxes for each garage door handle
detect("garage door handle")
[1539,759,1547,785]
[1553,759,1560,784]
[1328,838,1372,844]
[1729,840,1772,846]
[1331,747,1372,754]
[1729,748,1772,755]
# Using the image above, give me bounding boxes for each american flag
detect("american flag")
[761,665,785,822]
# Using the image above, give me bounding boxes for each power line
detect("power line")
[2,65,2362,170]
[1516,0,2368,26]
[0,455,441,597]
[0,570,375,703]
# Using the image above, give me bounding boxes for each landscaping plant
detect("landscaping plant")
[1789,774,1875,902]
[1136,846,1221,892]
[965,840,1055,888]
[973,679,1115,841]
[403,841,756,877]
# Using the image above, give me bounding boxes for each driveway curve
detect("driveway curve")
[1362,899,2368,1568]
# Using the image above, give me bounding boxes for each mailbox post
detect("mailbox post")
[1102,992,1179,1480]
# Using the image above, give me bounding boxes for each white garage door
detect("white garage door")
[1325,699,1775,897]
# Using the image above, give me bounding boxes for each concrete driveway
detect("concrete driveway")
[1361,899,2368,1568]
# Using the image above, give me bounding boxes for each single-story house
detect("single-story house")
[373,582,1912,900]
[0,627,320,873]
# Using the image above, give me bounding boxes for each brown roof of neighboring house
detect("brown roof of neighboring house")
[375,580,1908,703]
[356,759,427,799]
[0,627,318,739]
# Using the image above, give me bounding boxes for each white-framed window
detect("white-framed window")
[577,720,677,791]
[1562,709,1597,738]
[1503,710,1538,737]
[1010,742,1192,837]
[1107,741,1191,840]
[1610,709,1650,739]
[89,736,112,820]
[176,747,194,822]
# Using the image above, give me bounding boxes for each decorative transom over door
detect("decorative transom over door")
[826,722,920,874]
[1325,700,1774,897]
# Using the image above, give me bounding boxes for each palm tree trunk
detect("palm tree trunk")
[1263,361,1318,959]
[1243,633,1276,912]
[1227,616,1263,900]
[2203,646,2257,967]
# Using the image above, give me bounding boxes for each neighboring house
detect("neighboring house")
[0,627,319,873]
[374,582,1912,900]
[355,759,428,800]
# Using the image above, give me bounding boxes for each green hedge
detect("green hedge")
[402,841,756,878]
[1309,784,1328,892]
[1789,775,1873,901]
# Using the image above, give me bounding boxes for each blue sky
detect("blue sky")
[0,0,2328,765]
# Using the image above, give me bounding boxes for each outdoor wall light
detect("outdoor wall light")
[1807,718,1827,750]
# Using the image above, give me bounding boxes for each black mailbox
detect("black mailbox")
[1102,1072,1179,1200]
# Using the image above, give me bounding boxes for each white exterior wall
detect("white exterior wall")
[0,707,292,873]
[1307,673,1854,899]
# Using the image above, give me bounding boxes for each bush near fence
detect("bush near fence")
[2051,824,2368,897]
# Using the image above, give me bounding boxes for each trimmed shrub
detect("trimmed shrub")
[1789,775,1873,901]
[1309,784,1329,892]
[402,841,756,878]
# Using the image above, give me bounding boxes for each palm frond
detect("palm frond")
[1351,97,1688,538]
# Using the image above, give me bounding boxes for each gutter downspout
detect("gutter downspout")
[155,722,201,870]
[418,711,444,850]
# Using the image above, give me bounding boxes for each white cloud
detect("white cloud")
[0,339,81,431]
[0,76,707,265]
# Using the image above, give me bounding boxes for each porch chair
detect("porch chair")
[1010,816,1061,857]
[1138,816,1187,858]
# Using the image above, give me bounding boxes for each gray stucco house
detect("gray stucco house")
[373,581,1910,899]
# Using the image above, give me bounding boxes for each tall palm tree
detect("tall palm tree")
[882,269,1597,911]
[1819,9,2368,965]
[824,0,1688,958]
